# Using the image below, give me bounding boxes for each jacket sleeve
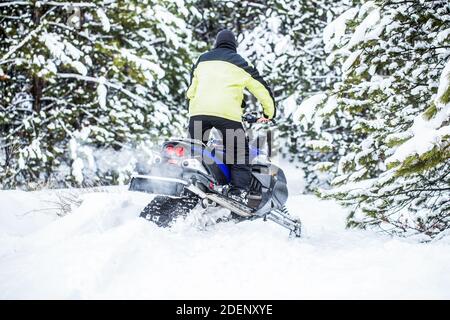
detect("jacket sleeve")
[245,66,276,119]
[186,69,198,100]
[186,57,200,100]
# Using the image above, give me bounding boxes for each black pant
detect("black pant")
[188,115,251,189]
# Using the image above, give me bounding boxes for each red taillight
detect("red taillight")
[175,146,185,157]
[165,145,175,155]
[165,145,184,157]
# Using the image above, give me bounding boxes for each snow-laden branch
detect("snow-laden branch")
[0,13,30,20]
[46,22,98,42]
[0,1,96,7]
[0,58,17,66]
[56,73,147,106]
[43,1,96,7]
[0,24,44,63]
[0,1,29,7]
[297,45,324,60]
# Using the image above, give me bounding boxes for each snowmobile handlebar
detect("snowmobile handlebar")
[242,113,276,125]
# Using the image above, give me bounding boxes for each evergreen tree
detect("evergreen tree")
[238,0,353,190]
[298,0,450,239]
[189,0,268,44]
[0,0,200,188]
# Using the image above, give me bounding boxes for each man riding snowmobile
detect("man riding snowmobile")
[187,29,276,203]
[128,30,301,237]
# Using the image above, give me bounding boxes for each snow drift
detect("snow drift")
[1,184,449,299]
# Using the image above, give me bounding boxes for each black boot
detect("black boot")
[226,186,248,205]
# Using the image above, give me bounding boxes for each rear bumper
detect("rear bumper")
[129,175,187,196]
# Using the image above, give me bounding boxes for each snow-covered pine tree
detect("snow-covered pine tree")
[188,0,268,44]
[0,0,200,188]
[299,0,450,239]
[238,0,353,190]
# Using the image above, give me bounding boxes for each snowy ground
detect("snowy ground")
[1,178,450,299]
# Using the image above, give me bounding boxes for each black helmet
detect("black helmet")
[214,29,237,50]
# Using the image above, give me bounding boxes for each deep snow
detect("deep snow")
[1,180,450,299]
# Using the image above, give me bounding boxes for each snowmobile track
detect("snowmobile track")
[139,195,199,227]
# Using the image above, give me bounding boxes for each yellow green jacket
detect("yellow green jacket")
[187,47,276,122]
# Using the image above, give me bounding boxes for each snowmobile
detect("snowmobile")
[128,113,301,237]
